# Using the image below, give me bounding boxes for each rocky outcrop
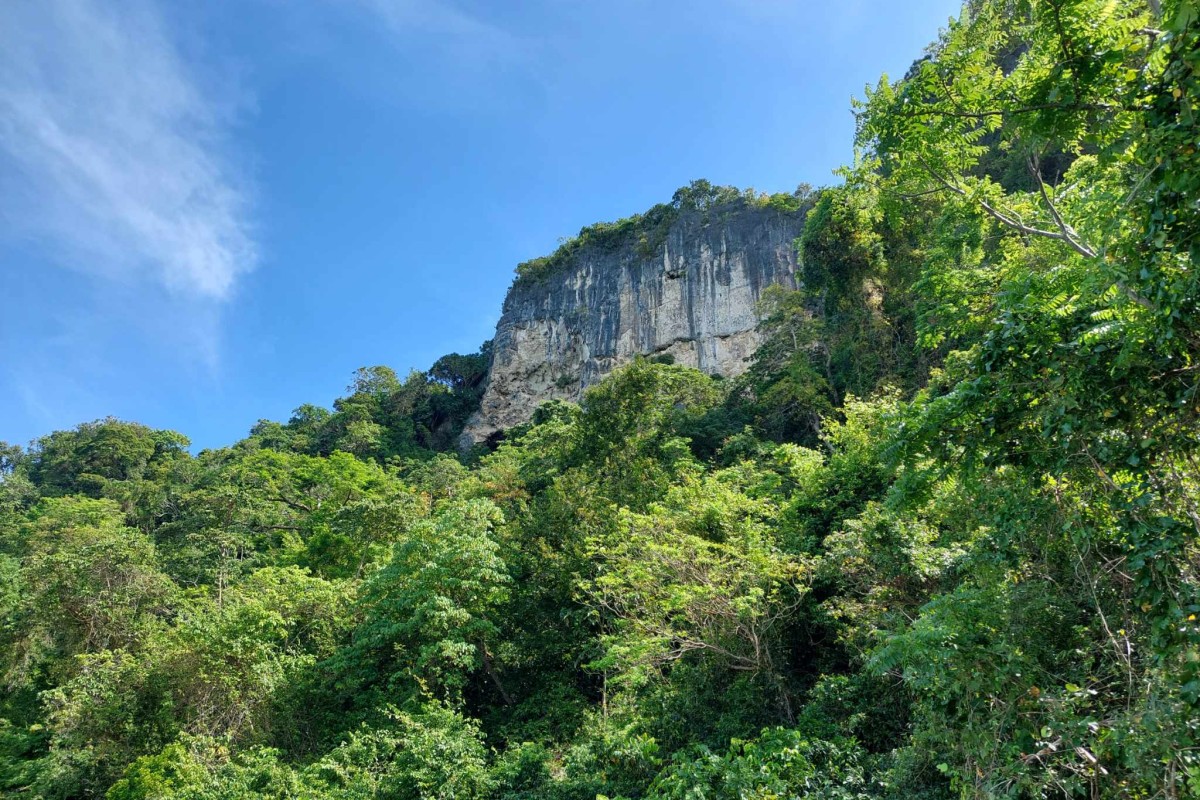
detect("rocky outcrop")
[461,197,806,445]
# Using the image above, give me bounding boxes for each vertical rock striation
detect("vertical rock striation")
[462,196,806,445]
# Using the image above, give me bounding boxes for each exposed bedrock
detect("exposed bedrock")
[462,199,805,446]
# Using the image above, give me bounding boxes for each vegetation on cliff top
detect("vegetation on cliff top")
[511,180,812,288]
[1,0,1198,797]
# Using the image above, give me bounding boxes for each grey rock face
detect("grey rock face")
[462,200,805,445]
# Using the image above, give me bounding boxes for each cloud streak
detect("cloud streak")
[352,0,525,66]
[0,0,255,300]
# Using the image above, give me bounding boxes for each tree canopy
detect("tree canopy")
[1,1,1197,796]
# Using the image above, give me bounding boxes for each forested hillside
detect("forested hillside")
[2,0,1198,797]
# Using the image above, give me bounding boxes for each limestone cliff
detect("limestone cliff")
[462,194,806,445]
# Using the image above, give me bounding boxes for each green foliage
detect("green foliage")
[585,472,807,688]
[738,179,930,448]
[341,499,510,704]
[3,498,174,688]
[267,705,499,800]
[840,1,1200,794]
[26,419,189,498]
[573,359,722,508]
[247,342,491,460]
[107,704,493,800]
[647,726,881,800]
[2,3,1198,797]
[738,286,835,444]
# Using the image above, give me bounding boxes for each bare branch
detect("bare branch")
[916,156,1084,248]
[913,156,1157,312]
[1029,154,1098,258]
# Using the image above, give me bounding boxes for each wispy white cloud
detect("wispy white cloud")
[0,0,255,300]
[351,0,524,65]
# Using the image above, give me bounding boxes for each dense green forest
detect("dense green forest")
[2,0,1197,796]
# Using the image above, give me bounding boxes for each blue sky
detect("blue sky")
[0,0,960,451]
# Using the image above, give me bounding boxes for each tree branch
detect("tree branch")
[916,156,1086,250]
[913,156,1156,311]
[1029,154,1097,258]
[269,494,314,514]
[477,640,515,706]
[888,101,1123,121]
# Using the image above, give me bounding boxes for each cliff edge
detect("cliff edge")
[462,187,808,446]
